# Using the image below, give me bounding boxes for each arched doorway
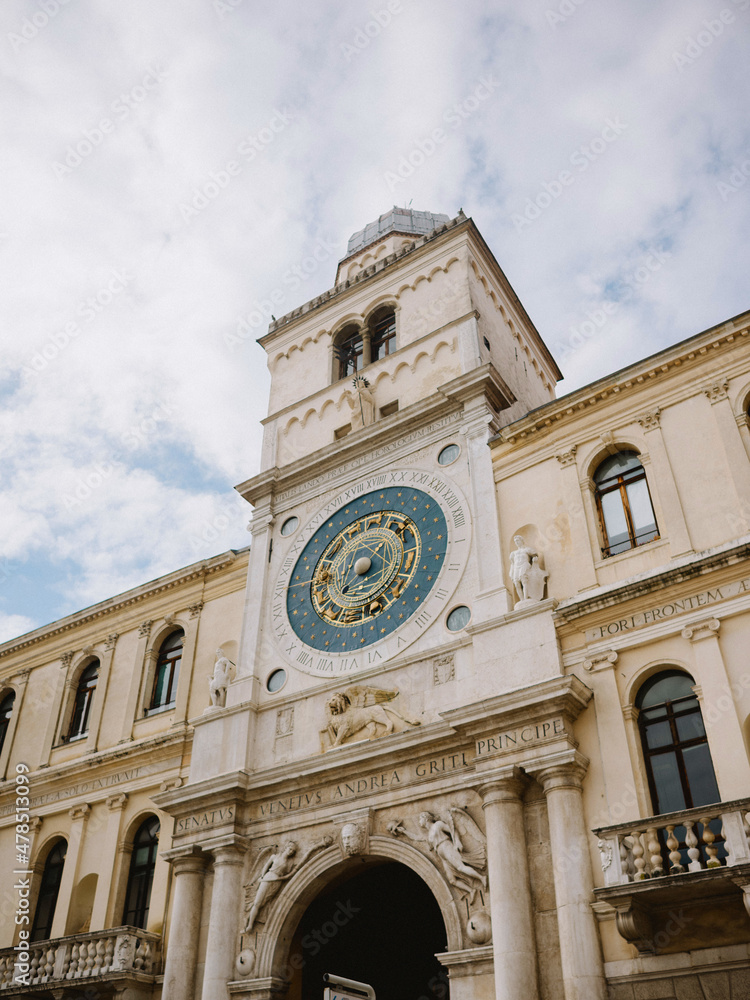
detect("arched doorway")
[288,860,448,1000]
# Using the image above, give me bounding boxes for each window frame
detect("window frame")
[148,629,184,712]
[0,690,15,757]
[333,325,364,381]
[369,307,396,362]
[122,816,160,929]
[31,839,67,943]
[66,661,100,741]
[593,450,659,557]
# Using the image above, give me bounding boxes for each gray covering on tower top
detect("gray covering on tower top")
[343,206,451,259]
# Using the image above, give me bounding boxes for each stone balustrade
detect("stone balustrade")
[0,926,160,990]
[594,797,750,886]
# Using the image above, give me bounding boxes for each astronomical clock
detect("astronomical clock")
[270,469,471,676]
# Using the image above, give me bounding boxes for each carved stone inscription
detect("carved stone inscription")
[175,805,235,834]
[252,751,473,819]
[476,718,565,757]
[584,579,750,641]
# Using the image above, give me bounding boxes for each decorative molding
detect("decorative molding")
[106,793,128,811]
[276,706,294,737]
[60,651,74,668]
[433,653,455,685]
[583,649,618,672]
[637,408,661,431]
[138,620,154,638]
[188,602,204,619]
[105,632,119,651]
[600,431,616,452]
[681,617,720,641]
[555,446,578,467]
[160,776,183,792]
[702,379,729,404]
[69,804,91,822]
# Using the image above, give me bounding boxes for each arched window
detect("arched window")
[122,817,160,929]
[67,661,99,740]
[636,670,720,814]
[594,450,658,556]
[369,307,396,362]
[31,840,67,942]
[150,630,184,710]
[0,691,15,755]
[335,326,364,380]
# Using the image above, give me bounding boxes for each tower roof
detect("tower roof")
[342,206,452,261]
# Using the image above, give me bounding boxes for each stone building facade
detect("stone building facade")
[1,208,749,1000]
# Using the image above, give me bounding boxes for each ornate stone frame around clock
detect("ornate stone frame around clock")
[270,469,472,677]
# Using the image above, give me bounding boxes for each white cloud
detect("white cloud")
[1,0,748,637]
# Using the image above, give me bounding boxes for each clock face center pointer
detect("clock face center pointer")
[354,556,372,576]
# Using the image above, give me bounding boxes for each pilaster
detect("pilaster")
[89,793,128,931]
[119,620,154,742]
[85,633,119,752]
[50,804,91,938]
[0,669,30,778]
[636,410,692,557]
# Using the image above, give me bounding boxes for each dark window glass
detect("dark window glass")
[594,450,658,556]
[0,691,15,756]
[370,309,396,361]
[31,840,67,942]
[122,817,160,929]
[636,670,720,815]
[335,327,364,380]
[150,630,184,710]
[68,662,99,740]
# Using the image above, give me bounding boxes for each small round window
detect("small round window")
[446,606,471,631]
[266,669,287,693]
[438,444,460,466]
[280,516,299,536]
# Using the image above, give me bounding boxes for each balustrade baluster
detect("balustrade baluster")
[646,826,663,876]
[76,940,88,976]
[103,935,114,973]
[665,825,684,873]
[685,823,702,871]
[0,955,9,985]
[42,946,55,980]
[92,937,106,975]
[66,943,79,978]
[632,829,648,879]
[700,816,721,867]
[83,940,97,977]
[29,946,40,983]
[619,834,632,880]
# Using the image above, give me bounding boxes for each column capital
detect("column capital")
[583,649,618,672]
[636,408,661,432]
[69,803,91,822]
[106,793,128,811]
[528,749,589,794]
[162,844,211,872]
[477,764,529,806]
[555,446,578,467]
[681,617,720,641]
[210,841,247,867]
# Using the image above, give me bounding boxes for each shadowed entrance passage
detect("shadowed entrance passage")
[290,860,448,1000]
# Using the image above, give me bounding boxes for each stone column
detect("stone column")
[555,449,598,591]
[682,617,750,799]
[162,849,208,1000]
[85,633,119,752]
[0,669,29,779]
[50,804,90,938]
[636,409,692,557]
[478,768,539,1000]
[532,754,606,1000]
[361,325,372,367]
[702,381,750,534]
[201,843,245,1000]
[119,620,154,742]
[172,605,204,726]
[89,793,128,930]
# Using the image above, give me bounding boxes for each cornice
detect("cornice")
[260,211,470,341]
[554,535,750,623]
[236,366,509,508]
[0,548,249,661]
[491,310,750,447]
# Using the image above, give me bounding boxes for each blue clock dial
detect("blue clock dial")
[286,486,448,652]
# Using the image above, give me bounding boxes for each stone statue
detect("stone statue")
[509,535,547,606]
[208,649,233,708]
[243,835,332,932]
[326,686,421,747]
[347,375,375,429]
[388,807,487,903]
[340,822,367,856]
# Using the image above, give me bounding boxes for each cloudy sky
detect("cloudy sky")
[2,0,748,641]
